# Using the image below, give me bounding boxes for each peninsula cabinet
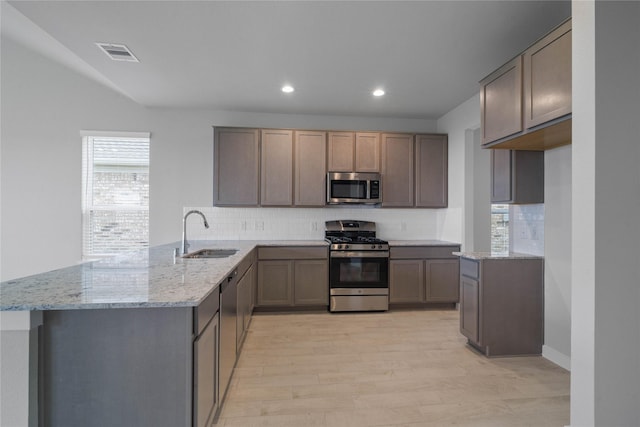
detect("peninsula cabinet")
[327,131,380,172]
[458,256,544,357]
[480,18,572,150]
[294,130,327,206]
[261,129,293,206]
[381,133,414,207]
[491,149,544,204]
[214,127,260,206]
[256,246,329,308]
[389,245,461,304]
[43,295,222,427]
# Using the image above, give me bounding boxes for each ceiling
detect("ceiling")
[4,1,570,119]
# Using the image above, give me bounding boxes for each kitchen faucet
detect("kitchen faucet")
[181,210,209,255]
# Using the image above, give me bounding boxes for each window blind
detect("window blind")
[82,135,150,259]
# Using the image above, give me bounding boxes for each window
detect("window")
[491,204,509,253]
[82,132,150,260]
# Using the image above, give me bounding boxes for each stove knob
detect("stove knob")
[371,245,376,249]
[378,244,383,249]
[345,244,350,249]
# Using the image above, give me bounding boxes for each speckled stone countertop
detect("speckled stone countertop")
[0,240,327,311]
[388,240,460,247]
[453,251,544,260]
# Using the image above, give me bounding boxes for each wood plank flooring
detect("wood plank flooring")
[214,309,569,426]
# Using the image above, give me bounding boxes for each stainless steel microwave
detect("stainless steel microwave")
[326,172,382,204]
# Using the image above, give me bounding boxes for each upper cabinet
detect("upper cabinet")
[328,131,380,172]
[261,129,293,206]
[381,133,414,207]
[523,19,572,129]
[415,134,448,208]
[214,127,448,209]
[491,149,544,204]
[480,57,523,145]
[294,130,327,207]
[481,18,572,150]
[214,128,260,206]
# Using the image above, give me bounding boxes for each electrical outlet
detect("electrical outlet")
[311,222,318,231]
[241,221,247,231]
[401,222,407,231]
[255,221,264,231]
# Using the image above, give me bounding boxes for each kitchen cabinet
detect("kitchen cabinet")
[523,19,572,129]
[193,290,220,427]
[214,127,260,206]
[480,18,571,150]
[458,256,543,356]
[389,245,460,304]
[294,130,327,206]
[381,133,414,207]
[491,149,544,204]
[415,134,448,208]
[236,256,255,351]
[327,131,380,172]
[480,56,523,145]
[256,246,328,307]
[261,129,293,206]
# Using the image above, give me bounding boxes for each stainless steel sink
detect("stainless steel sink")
[182,249,238,259]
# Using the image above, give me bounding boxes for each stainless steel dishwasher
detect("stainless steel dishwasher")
[219,268,238,403]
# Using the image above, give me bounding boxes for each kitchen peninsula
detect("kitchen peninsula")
[1,238,459,427]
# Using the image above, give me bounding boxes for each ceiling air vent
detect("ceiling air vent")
[96,43,139,62]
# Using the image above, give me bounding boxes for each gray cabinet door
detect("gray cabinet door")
[257,260,293,306]
[381,133,414,207]
[425,259,459,302]
[524,20,572,129]
[293,260,329,305]
[294,130,327,206]
[389,259,424,303]
[261,129,293,206]
[415,134,448,208]
[480,56,523,145]
[236,265,253,349]
[327,131,354,172]
[460,276,480,344]
[491,149,544,204]
[355,132,380,172]
[194,313,218,427]
[214,128,259,206]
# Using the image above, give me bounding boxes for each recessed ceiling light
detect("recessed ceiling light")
[373,89,385,97]
[281,85,294,93]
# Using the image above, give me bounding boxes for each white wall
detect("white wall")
[0,35,440,281]
[572,1,640,425]
[436,94,482,250]
[543,146,572,369]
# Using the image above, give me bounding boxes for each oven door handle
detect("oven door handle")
[330,251,389,258]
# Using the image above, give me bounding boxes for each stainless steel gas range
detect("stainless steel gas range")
[325,220,389,312]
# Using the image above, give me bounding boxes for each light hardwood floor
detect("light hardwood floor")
[214,309,569,426]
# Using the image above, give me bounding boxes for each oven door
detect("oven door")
[329,251,389,290]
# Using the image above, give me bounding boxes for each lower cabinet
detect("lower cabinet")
[458,256,543,356]
[256,246,329,307]
[389,245,460,304]
[193,311,219,427]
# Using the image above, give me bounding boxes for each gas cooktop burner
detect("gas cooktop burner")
[324,220,389,251]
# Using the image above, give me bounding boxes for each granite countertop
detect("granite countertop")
[1,239,462,311]
[0,240,327,311]
[453,251,544,260]
[388,240,461,247]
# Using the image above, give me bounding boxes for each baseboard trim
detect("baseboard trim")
[542,344,571,371]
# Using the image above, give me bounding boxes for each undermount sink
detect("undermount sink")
[182,248,238,259]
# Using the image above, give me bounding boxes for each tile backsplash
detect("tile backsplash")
[510,204,545,256]
[184,207,445,241]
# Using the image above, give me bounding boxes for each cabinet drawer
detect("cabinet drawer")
[460,258,480,279]
[390,246,459,259]
[258,246,327,260]
[194,287,220,335]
